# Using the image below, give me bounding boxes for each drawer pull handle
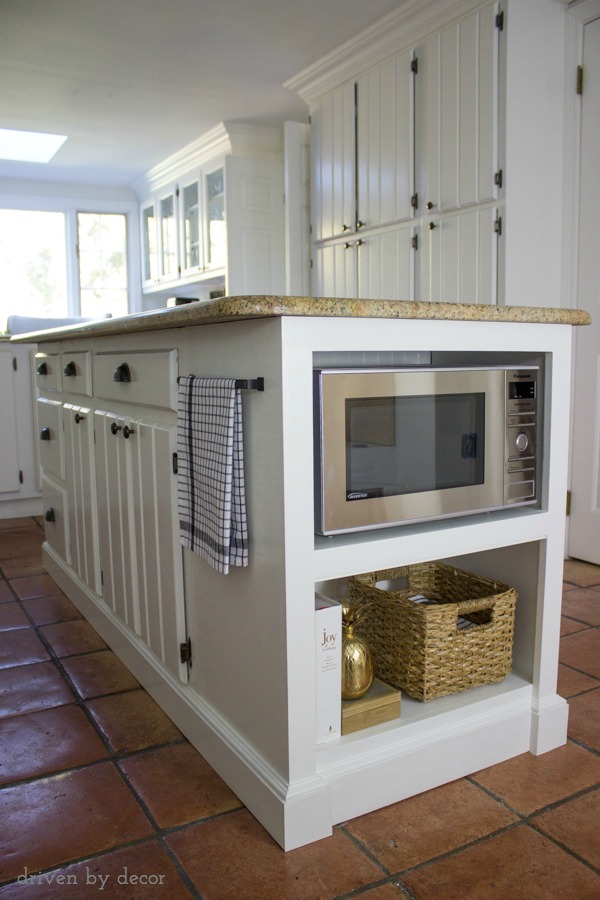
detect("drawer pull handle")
[44,507,56,523]
[63,361,77,376]
[37,361,48,376]
[113,362,131,383]
[110,422,122,436]
[123,425,135,439]
[40,426,51,441]
[74,412,85,424]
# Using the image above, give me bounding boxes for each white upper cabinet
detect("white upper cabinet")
[291,0,503,305]
[134,124,285,299]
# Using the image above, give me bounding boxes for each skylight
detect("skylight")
[0,128,68,163]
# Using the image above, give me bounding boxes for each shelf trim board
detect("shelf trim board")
[42,543,333,852]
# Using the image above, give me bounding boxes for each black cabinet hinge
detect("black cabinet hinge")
[18,470,23,484]
[411,57,418,75]
[411,234,419,251]
[172,452,178,474]
[180,638,192,667]
[577,66,584,96]
[494,216,503,236]
[494,170,503,189]
[566,490,572,516]
[12,357,17,371]
[496,10,504,31]
[410,193,419,210]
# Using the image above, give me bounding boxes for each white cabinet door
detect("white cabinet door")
[420,207,498,305]
[64,404,101,594]
[94,409,187,682]
[310,81,356,242]
[421,4,500,214]
[312,240,357,299]
[0,351,20,494]
[358,226,416,301]
[356,48,415,231]
[95,411,136,626]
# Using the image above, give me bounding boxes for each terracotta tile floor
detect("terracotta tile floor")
[0,516,599,899]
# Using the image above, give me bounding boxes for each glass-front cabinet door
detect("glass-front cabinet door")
[158,188,178,280]
[205,166,226,270]
[141,202,158,285]
[180,178,202,275]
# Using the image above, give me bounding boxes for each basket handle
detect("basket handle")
[455,593,506,615]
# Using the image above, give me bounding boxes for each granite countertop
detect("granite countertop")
[9,295,591,343]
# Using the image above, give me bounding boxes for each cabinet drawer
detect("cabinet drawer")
[37,398,65,481]
[35,352,61,393]
[93,350,178,410]
[42,476,69,563]
[61,351,92,396]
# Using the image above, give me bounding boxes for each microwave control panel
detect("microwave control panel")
[505,368,538,504]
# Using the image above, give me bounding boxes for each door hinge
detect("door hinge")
[12,356,17,371]
[18,469,23,484]
[411,57,418,75]
[180,637,192,667]
[411,234,419,251]
[496,10,504,31]
[566,490,572,516]
[493,216,503,236]
[576,66,584,96]
[494,170,503,190]
[172,452,178,474]
[100,569,104,586]
[410,192,419,210]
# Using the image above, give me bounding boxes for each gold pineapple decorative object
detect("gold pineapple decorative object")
[341,600,374,700]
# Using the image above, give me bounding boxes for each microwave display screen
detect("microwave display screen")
[345,393,485,500]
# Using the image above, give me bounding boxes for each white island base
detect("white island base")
[30,303,577,850]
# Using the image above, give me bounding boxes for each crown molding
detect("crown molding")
[130,122,283,196]
[285,0,494,104]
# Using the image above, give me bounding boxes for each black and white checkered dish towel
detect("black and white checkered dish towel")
[177,376,249,574]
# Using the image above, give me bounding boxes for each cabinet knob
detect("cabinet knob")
[63,361,77,377]
[40,426,51,441]
[426,201,435,210]
[113,362,131,383]
[356,220,366,229]
[123,425,135,440]
[74,412,85,424]
[341,224,351,232]
[357,239,365,247]
[429,222,437,230]
[36,361,48,376]
[44,507,56,523]
[110,422,122,436]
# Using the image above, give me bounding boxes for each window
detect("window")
[0,203,136,332]
[77,212,128,318]
[0,210,69,330]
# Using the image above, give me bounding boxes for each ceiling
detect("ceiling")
[0,0,402,189]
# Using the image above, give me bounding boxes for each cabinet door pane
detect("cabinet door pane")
[141,204,157,283]
[182,181,201,272]
[205,167,226,269]
[160,192,178,278]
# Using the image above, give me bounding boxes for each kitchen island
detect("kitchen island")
[15,296,589,850]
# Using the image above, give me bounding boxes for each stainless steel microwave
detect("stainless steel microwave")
[314,366,540,536]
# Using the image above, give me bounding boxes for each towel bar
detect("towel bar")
[177,376,264,391]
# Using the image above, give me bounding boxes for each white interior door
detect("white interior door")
[569,16,600,563]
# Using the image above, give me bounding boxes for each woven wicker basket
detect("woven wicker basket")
[349,562,517,702]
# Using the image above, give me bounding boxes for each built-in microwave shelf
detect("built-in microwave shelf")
[313,506,548,581]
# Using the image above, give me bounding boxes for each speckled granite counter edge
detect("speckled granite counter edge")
[9,295,591,343]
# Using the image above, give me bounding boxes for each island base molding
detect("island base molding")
[43,541,568,851]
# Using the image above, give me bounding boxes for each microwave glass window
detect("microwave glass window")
[345,393,485,500]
